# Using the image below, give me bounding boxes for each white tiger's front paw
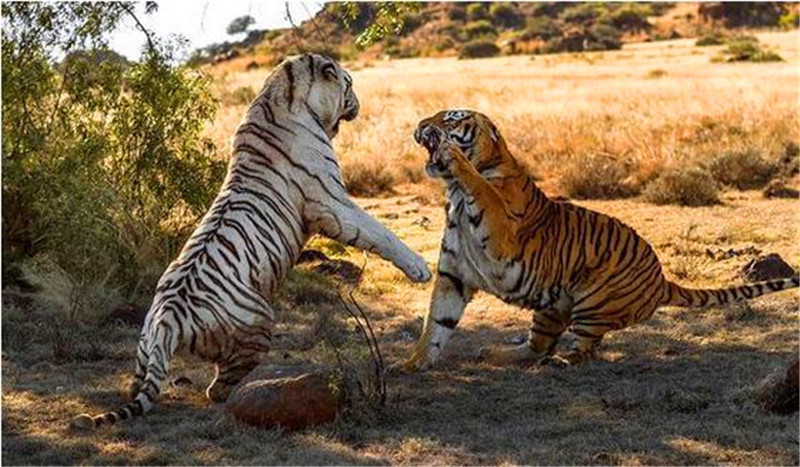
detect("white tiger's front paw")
[402,254,432,283]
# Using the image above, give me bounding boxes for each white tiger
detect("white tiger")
[71,53,431,429]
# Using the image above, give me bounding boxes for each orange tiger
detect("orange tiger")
[398,109,798,371]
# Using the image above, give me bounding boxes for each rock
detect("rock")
[741,254,796,282]
[754,354,799,415]
[297,249,330,264]
[226,365,343,430]
[763,179,800,199]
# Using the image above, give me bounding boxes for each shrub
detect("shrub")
[719,35,783,62]
[458,40,501,59]
[562,3,605,24]
[587,24,623,51]
[2,3,225,308]
[464,20,497,39]
[447,5,467,22]
[647,68,668,78]
[698,2,791,28]
[706,149,779,190]
[695,31,726,46]
[560,154,639,200]
[522,17,562,41]
[467,3,488,21]
[343,162,396,197]
[604,4,653,32]
[489,3,523,29]
[642,167,720,206]
[779,10,799,28]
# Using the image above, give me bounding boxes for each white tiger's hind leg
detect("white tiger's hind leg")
[71,322,179,429]
[128,337,148,400]
[207,351,261,403]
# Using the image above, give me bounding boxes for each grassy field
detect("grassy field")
[3,31,799,465]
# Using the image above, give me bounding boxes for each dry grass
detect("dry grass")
[3,31,800,465]
[207,31,799,200]
[3,191,799,465]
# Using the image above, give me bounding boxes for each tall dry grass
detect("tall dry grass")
[206,31,799,199]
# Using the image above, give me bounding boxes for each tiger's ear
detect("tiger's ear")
[322,62,337,81]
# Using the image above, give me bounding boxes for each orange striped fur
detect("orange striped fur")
[400,109,798,370]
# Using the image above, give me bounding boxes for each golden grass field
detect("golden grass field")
[3,31,799,465]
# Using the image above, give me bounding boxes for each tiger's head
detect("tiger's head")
[267,53,359,139]
[414,109,509,178]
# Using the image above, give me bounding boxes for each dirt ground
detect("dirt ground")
[3,188,798,465]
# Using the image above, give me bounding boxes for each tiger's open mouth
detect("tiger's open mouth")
[332,105,359,136]
[414,124,448,176]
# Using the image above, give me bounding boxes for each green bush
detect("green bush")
[720,35,783,62]
[522,17,562,41]
[695,31,726,46]
[587,24,623,50]
[489,3,523,29]
[2,3,224,307]
[447,5,467,22]
[779,10,799,28]
[458,40,501,59]
[562,3,605,24]
[464,20,498,39]
[707,149,779,190]
[603,4,652,32]
[467,3,488,21]
[642,167,720,206]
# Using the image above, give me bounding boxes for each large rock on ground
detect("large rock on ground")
[754,354,799,415]
[225,365,343,430]
[740,254,796,282]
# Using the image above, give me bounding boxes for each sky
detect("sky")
[109,1,324,60]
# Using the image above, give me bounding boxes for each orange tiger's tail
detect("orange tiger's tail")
[661,275,799,308]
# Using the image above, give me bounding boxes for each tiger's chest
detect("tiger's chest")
[442,198,525,298]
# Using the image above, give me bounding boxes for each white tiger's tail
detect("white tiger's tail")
[70,324,175,430]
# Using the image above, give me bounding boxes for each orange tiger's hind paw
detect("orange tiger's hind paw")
[479,344,541,367]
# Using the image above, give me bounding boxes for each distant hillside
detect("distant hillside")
[194,2,799,70]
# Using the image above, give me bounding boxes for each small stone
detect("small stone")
[763,179,800,199]
[741,254,796,282]
[754,354,799,415]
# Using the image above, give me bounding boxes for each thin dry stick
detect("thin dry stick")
[283,2,306,54]
[302,3,330,51]
[336,258,387,407]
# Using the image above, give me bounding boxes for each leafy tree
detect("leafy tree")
[227,15,256,35]
[331,2,422,46]
[2,3,224,305]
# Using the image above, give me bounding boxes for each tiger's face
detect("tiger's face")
[302,54,359,139]
[414,109,502,177]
